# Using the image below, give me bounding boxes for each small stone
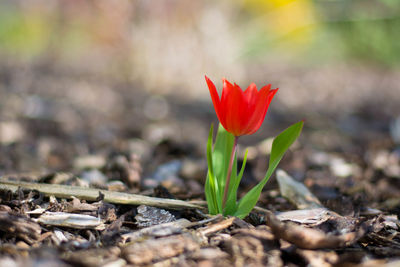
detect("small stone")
[0,121,24,144]
[73,155,106,170]
[153,160,182,183]
[390,116,400,144]
[161,177,186,194]
[144,160,183,189]
[257,137,274,155]
[106,180,128,192]
[329,157,356,178]
[180,159,206,181]
[81,169,108,184]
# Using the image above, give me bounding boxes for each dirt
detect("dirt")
[1,59,400,266]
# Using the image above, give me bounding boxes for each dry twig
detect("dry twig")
[0,179,203,210]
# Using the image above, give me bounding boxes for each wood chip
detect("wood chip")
[37,212,104,229]
[197,217,235,237]
[121,218,192,243]
[122,233,199,265]
[275,208,332,225]
[277,169,323,209]
[0,212,41,244]
[135,205,176,228]
[263,210,367,249]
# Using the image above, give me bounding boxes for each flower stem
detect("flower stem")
[222,136,239,211]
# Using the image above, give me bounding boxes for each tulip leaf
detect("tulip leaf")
[213,124,235,209]
[234,121,304,219]
[224,149,248,215]
[205,124,219,214]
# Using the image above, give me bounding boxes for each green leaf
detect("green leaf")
[205,124,218,214]
[212,124,235,212]
[234,121,304,218]
[224,149,248,215]
[205,172,218,214]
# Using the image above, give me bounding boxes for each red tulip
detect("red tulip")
[206,76,278,136]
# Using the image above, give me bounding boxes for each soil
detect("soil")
[1,59,400,266]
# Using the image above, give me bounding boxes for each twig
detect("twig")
[198,217,235,236]
[0,179,204,210]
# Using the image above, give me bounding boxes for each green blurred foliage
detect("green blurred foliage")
[0,6,51,57]
[240,0,400,67]
[0,0,399,67]
[322,0,400,66]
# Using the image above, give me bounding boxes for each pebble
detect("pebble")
[0,121,24,144]
[180,159,206,181]
[144,160,183,189]
[390,116,400,144]
[73,155,106,170]
[106,180,128,192]
[329,157,355,177]
[81,169,108,184]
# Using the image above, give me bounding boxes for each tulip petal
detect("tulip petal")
[219,78,234,130]
[217,79,229,131]
[244,83,258,103]
[205,76,223,123]
[222,80,245,136]
[239,85,269,135]
[233,82,249,135]
[206,76,278,137]
[246,88,278,135]
[240,83,259,135]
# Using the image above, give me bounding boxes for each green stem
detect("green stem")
[222,136,239,211]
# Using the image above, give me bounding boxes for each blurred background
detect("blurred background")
[0,0,400,206]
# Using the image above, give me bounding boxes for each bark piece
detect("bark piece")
[277,169,323,209]
[264,210,366,249]
[276,208,332,225]
[223,226,280,267]
[197,217,235,237]
[0,212,41,244]
[135,205,176,228]
[122,218,191,243]
[63,246,121,267]
[37,212,104,230]
[122,233,199,265]
[296,249,339,267]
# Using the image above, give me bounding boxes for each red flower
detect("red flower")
[206,76,278,136]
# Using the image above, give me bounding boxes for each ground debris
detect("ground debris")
[121,218,191,243]
[275,208,332,225]
[264,210,367,249]
[122,233,200,265]
[223,226,281,266]
[0,212,41,244]
[1,66,400,266]
[63,246,122,267]
[37,211,104,230]
[277,169,323,209]
[135,205,176,228]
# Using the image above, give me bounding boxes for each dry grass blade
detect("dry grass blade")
[0,179,204,210]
